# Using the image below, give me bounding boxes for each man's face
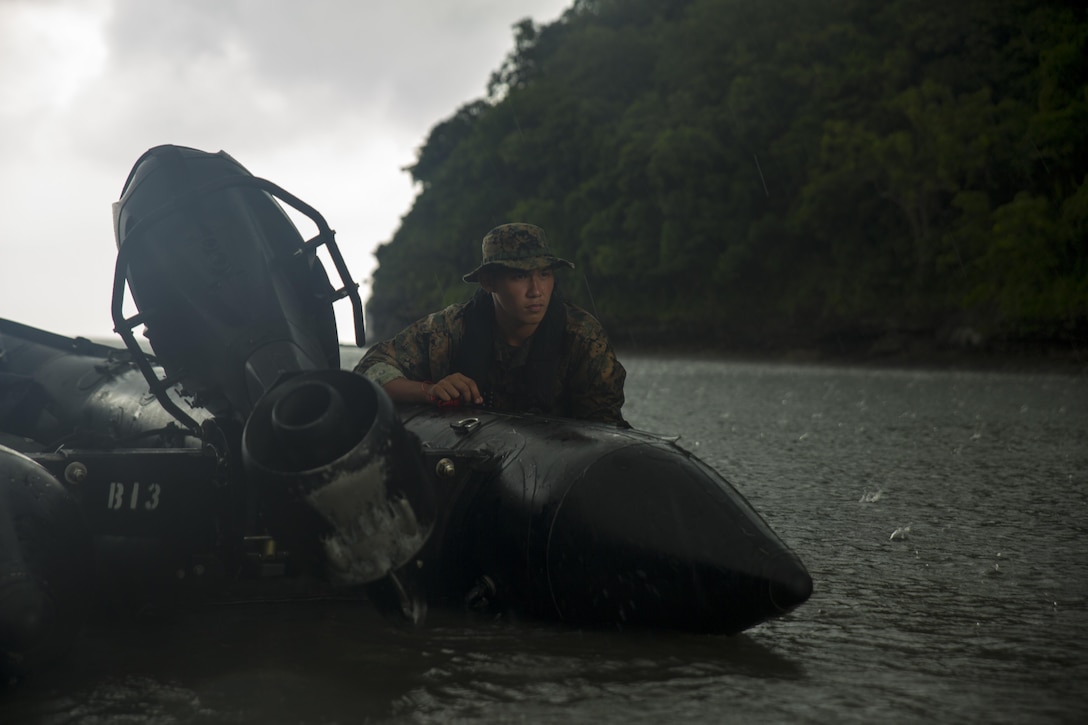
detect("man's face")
[484,266,555,331]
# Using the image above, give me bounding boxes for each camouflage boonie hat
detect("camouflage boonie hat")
[462,223,575,283]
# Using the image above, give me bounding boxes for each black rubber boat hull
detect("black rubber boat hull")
[399,406,813,634]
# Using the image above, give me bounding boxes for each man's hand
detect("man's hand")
[426,374,483,406]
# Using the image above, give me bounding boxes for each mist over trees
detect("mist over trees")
[364,0,1086,357]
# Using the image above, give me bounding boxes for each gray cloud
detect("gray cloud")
[0,0,570,339]
[100,0,552,132]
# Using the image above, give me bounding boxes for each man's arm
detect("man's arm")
[379,376,436,404]
[354,308,483,406]
[382,374,483,406]
[564,309,629,426]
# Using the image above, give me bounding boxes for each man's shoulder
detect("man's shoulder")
[411,300,470,333]
[560,303,610,341]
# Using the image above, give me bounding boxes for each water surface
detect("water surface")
[3,356,1086,723]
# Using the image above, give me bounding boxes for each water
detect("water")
[3,355,1086,724]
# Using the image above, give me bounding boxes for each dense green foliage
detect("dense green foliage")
[366,0,1087,353]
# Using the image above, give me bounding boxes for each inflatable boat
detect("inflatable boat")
[0,145,811,678]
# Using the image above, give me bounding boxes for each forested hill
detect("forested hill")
[364,0,1086,358]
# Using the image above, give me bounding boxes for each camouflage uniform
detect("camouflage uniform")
[355,223,627,426]
[355,301,626,424]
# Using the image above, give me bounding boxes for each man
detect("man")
[355,223,627,426]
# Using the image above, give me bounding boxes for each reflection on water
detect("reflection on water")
[3,357,1086,724]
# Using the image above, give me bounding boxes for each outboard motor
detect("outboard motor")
[242,371,433,622]
[111,145,434,613]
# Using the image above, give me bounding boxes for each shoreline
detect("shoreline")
[613,338,1088,377]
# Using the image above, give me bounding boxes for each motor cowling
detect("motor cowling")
[111,144,357,421]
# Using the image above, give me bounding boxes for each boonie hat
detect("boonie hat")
[462,223,575,283]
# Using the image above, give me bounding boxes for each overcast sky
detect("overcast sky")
[0,0,571,343]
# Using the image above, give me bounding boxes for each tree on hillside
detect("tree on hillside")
[366,0,1087,353]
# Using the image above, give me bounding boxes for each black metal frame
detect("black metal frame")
[110,175,365,433]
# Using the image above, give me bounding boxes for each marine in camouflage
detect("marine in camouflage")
[356,222,626,425]
[354,300,627,426]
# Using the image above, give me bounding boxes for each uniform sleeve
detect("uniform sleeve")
[565,311,629,427]
[353,309,457,386]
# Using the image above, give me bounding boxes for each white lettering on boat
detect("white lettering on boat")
[106,481,162,511]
